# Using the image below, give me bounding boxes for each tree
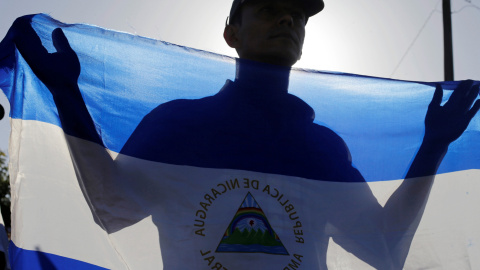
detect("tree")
[0,151,10,230]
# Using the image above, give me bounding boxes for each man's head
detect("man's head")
[224,0,324,67]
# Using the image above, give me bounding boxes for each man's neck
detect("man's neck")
[234,58,291,94]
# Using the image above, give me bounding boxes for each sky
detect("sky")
[0,0,479,153]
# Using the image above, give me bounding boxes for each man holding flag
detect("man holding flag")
[3,0,480,269]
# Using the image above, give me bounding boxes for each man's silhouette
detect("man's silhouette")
[8,0,480,268]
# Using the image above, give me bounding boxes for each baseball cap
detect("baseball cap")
[228,0,325,24]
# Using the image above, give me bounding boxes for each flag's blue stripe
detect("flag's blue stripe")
[9,241,109,270]
[1,14,479,182]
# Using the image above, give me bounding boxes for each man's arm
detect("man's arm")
[11,16,101,144]
[327,82,479,269]
[11,16,147,233]
[383,81,480,267]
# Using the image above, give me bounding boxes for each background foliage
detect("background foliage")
[0,151,10,229]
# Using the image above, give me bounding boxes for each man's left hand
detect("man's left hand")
[424,80,480,147]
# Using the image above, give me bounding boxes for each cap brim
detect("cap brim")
[301,0,325,18]
[229,0,325,25]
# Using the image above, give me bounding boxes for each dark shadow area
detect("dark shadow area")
[0,224,6,270]
[120,59,365,183]
[35,247,57,270]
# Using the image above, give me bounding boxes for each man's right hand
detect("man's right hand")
[12,15,81,95]
[11,15,102,145]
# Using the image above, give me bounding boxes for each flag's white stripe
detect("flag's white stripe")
[10,119,480,269]
[9,119,130,270]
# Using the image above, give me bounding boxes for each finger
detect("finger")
[447,80,474,107]
[429,84,443,108]
[0,19,16,61]
[52,28,74,54]
[11,15,51,72]
[464,84,480,110]
[466,99,480,121]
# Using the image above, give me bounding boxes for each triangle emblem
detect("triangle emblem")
[216,192,289,255]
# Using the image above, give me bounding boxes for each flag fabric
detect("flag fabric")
[0,14,479,269]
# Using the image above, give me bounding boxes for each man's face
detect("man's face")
[227,0,307,67]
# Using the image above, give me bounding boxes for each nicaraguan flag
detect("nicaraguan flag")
[0,14,479,269]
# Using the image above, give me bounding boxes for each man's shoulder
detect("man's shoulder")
[148,95,221,121]
[310,124,348,148]
[120,95,220,160]
[306,123,357,170]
